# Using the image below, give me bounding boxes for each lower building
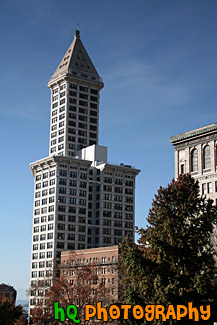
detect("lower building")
[0,284,17,305]
[170,122,217,203]
[29,145,139,308]
[60,245,120,305]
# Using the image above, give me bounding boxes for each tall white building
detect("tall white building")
[29,30,140,307]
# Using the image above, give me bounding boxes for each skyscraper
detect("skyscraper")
[29,30,140,308]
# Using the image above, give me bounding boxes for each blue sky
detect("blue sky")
[1,0,217,300]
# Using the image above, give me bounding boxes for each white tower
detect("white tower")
[29,30,140,309]
[48,29,104,157]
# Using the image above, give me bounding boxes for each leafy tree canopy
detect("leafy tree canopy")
[0,299,23,325]
[120,174,217,324]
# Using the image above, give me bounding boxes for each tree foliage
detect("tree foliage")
[0,298,23,325]
[120,174,217,324]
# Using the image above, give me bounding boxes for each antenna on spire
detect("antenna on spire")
[75,22,80,38]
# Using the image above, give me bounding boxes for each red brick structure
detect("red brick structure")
[61,245,120,304]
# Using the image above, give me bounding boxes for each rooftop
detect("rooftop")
[170,122,217,144]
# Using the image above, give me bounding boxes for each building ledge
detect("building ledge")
[170,122,217,144]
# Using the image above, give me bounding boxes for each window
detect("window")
[58,205,66,212]
[90,96,97,102]
[48,224,53,230]
[41,216,46,223]
[69,198,76,204]
[191,149,198,172]
[57,242,65,249]
[32,271,37,278]
[51,124,57,131]
[47,233,53,239]
[47,242,53,249]
[43,181,48,188]
[50,179,55,185]
[52,117,57,124]
[49,206,54,212]
[32,253,38,260]
[35,192,41,198]
[70,83,77,89]
[58,196,66,203]
[68,224,75,232]
[114,220,122,227]
[57,233,65,240]
[41,207,47,214]
[40,243,45,250]
[33,244,38,251]
[39,271,45,277]
[58,223,65,230]
[207,182,212,194]
[42,199,47,205]
[39,252,45,259]
[49,197,55,203]
[40,234,46,240]
[60,169,67,177]
[79,199,86,206]
[79,225,85,233]
[42,189,48,196]
[50,170,55,177]
[179,164,184,174]
[90,88,98,95]
[47,252,53,258]
[68,215,75,222]
[32,262,37,269]
[79,93,88,100]
[80,86,88,92]
[48,215,54,221]
[104,177,112,184]
[49,187,55,194]
[202,183,206,195]
[39,262,45,268]
[204,145,211,169]
[103,228,111,235]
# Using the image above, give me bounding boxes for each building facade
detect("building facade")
[170,122,217,203]
[61,246,120,304]
[29,30,140,308]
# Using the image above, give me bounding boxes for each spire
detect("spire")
[49,29,103,86]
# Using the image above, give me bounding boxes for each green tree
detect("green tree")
[120,174,217,324]
[0,299,23,325]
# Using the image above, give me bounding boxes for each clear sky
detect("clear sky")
[1,0,217,300]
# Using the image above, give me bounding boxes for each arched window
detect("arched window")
[203,145,211,169]
[191,149,198,172]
